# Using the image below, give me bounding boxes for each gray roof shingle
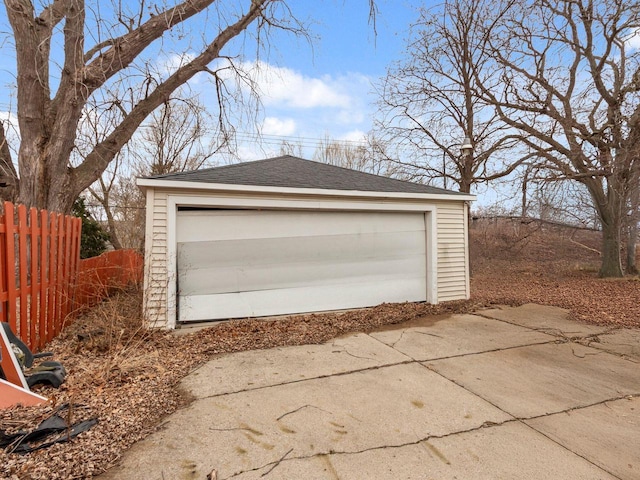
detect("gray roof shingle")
[144,155,465,195]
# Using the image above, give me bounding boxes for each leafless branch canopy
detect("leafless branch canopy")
[2,0,310,212]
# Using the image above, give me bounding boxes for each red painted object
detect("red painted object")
[74,249,143,308]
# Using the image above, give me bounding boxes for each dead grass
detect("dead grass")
[1,219,638,478]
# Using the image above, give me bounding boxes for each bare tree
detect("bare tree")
[474,0,640,277]
[375,0,524,194]
[0,0,313,213]
[0,119,17,202]
[313,133,396,176]
[136,96,222,176]
[278,139,304,158]
[84,93,222,249]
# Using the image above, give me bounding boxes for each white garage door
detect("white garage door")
[176,210,427,322]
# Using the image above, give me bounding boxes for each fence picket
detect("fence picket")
[0,211,6,323]
[18,205,29,343]
[46,211,58,344]
[54,214,65,338]
[29,208,39,349]
[4,202,17,337]
[39,209,49,350]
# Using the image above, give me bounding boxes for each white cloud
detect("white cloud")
[245,61,353,109]
[262,117,297,136]
[340,130,367,143]
[628,29,640,50]
[336,109,365,125]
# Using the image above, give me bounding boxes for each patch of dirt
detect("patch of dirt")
[1,219,638,478]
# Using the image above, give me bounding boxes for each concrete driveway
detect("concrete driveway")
[101,304,640,480]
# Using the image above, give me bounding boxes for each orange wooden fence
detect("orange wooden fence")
[75,249,143,308]
[0,202,82,352]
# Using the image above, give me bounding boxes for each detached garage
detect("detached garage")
[137,156,475,328]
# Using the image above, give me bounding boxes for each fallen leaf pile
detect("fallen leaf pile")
[470,218,640,327]
[1,218,638,479]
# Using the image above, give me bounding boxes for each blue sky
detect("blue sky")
[0,0,421,156]
[210,0,423,159]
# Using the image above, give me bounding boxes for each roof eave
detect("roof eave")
[136,178,476,202]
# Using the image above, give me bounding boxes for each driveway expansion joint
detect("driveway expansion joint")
[193,336,559,402]
[194,359,417,400]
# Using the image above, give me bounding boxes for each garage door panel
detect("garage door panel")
[177,210,428,322]
[177,210,425,243]
[178,255,425,296]
[177,230,425,271]
[179,277,427,322]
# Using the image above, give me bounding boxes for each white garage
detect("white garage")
[138,156,474,328]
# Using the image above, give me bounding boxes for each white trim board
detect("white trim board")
[137,178,476,202]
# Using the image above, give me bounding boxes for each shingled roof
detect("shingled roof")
[144,155,466,195]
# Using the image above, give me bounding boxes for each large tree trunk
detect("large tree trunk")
[628,220,638,275]
[599,217,624,278]
[626,179,640,274]
[585,176,625,278]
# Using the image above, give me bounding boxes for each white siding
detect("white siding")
[435,201,469,301]
[142,190,169,328]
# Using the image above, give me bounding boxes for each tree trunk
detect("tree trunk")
[627,223,638,275]
[600,219,624,277]
[0,124,18,203]
[627,200,639,274]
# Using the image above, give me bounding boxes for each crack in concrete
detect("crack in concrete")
[341,349,376,361]
[195,359,417,400]
[521,393,639,423]
[221,393,636,480]
[194,336,567,402]
[420,338,557,362]
[569,346,607,358]
[212,326,637,480]
[220,418,520,479]
[276,404,332,421]
[389,329,407,348]
[475,311,622,341]
[413,330,444,338]
[585,344,640,364]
